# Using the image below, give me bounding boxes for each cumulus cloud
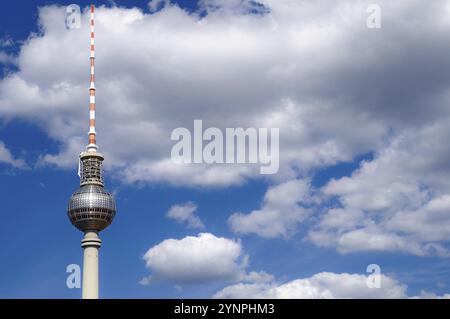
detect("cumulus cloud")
[0,37,16,66]
[417,291,450,299]
[1,0,450,256]
[199,0,270,15]
[214,272,408,299]
[141,233,246,284]
[309,121,450,256]
[229,179,311,238]
[141,232,422,299]
[0,51,16,65]
[3,0,449,187]
[166,201,205,229]
[148,0,169,13]
[0,141,27,168]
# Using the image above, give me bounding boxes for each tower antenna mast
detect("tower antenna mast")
[88,3,97,152]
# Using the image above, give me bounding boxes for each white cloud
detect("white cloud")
[199,0,269,15]
[228,179,311,238]
[141,232,426,298]
[214,272,408,299]
[141,233,246,284]
[0,51,16,65]
[3,1,448,186]
[309,121,450,256]
[166,201,204,229]
[0,37,14,48]
[138,276,152,286]
[417,291,450,299]
[0,141,26,168]
[148,0,169,13]
[1,0,450,257]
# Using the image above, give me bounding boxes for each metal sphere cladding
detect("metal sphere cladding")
[68,152,116,232]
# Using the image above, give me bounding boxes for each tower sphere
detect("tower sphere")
[68,184,116,232]
[67,152,116,233]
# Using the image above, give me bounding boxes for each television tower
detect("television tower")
[67,4,116,299]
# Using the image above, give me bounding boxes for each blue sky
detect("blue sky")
[1,0,450,298]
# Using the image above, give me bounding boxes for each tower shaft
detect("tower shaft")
[81,232,101,299]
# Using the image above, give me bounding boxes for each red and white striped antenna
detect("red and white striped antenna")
[87,4,97,152]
